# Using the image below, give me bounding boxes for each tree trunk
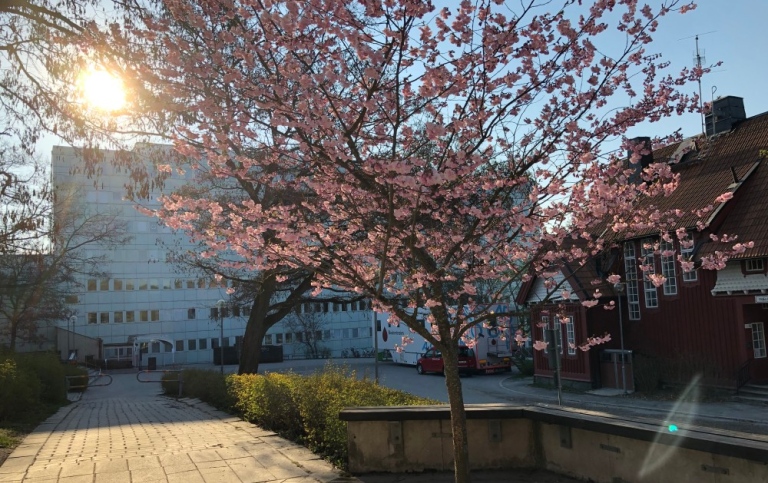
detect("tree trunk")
[8,318,18,351]
[238,299,271,374]
[443,345,472,483]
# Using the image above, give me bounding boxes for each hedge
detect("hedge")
[163,364,437,468]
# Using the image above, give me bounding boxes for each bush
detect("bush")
[162,368,233,410]
[0,351,80,421]
[16,352,70,402]
[173,363,437,469]
[0,358,39,420]
[633,353,664,393]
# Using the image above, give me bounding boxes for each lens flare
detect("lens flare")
[79,68,126,112]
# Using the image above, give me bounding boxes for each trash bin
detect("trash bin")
[147,357,157,371]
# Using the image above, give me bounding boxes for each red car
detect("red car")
[416,347,476,376]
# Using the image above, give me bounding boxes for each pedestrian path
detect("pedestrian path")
[0,372,353,483]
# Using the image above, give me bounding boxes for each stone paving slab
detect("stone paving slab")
[2,374,350,483]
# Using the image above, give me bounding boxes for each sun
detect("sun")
[79,68,126,112]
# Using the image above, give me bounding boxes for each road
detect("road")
[238,357,768,436]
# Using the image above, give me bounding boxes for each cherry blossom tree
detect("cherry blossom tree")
[75,1,751,480]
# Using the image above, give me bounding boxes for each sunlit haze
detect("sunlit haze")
[79,68,126,112]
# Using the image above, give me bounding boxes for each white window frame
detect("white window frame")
[746,259,765,272]
[660,239,677,296]
[623,243,641,320]
[565,316,576,355]
[641,238,658,308]
[752,322,767,359]
[681,238,697,282]
[541,316,550,353]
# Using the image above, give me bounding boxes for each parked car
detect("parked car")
[416,347,476,376]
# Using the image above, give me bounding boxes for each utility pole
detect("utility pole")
[218,299,225,375]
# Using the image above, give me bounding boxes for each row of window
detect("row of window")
[540,315,576,356]
[623,238,698,320]
[86,277,229,292]
[85,306,251,324]
[263,327,372,345]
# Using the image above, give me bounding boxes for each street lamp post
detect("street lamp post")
[217,299,225,375]
[614,283,628,394]
[69,315,77,362]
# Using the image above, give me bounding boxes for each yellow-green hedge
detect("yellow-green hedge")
[164,364,437,468]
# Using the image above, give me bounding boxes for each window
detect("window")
[323,330,331,340]
[188,339,196,351]
[276,333,283,344]
[660,239,677,296]
[151,310,160,322]
[87,279,97,291]
[681,238,697,282]
[540,316,549,353]
[125,311,135,323]
[175,279,183,289]
[151,342,160,353]
[188,308,196,320]
[233,306,241,317]
[553,318,562,354]
[296,332,304,343]
[565,317,576,355]
[208,279,217,289]
[352,328,359,338]
[187,280,195,289]
[100,312,109,324]
[235,336,242,348]
[88,312,97,324]
[197,278,205,288]
[264,334,273,345]
[175,340,184,352]
[126,279,135,291]
[114,311,123,323]
[623,243,641,320]
[114,279,123,291]
[138,279,147,290]
[753,323,767,359]
[641,239,658,308]
[746,259,765,272]
[343,328,350,339]
[242,305,251,317]
[199,338,207,350]
[162,279,171,290]
[100,279,110,291]
[285,333,293,344]
[140,310,149,322]
[150,279,159,290]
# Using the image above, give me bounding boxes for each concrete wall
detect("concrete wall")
[56,327,101,363]
[340,405,768,482]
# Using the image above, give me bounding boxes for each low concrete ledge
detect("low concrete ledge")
[340,404,768,482]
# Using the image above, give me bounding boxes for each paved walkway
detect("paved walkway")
[0,371,352,483]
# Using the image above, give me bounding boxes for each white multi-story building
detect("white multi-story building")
[52,144,374,367]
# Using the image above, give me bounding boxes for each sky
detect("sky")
[36,1,768,159]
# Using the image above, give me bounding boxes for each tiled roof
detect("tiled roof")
[623,111,768,259]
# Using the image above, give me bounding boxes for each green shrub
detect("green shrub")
[162,369,233,409]
[0,357,41,420]
[176,363,437,469]
[16,352,71,402]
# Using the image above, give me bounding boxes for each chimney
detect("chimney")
[626,137,653,184]
[705,96,746,136]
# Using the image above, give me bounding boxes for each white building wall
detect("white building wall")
[52,145,373,366]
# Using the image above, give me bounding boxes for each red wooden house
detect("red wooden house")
[517,96,768,391]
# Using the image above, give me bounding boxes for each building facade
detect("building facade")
[52,145,374,367]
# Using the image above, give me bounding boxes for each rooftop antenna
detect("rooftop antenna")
[710,85,718,136]
[680,32,715,137]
